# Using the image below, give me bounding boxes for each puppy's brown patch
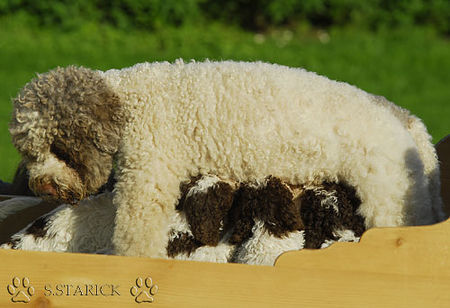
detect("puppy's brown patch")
[301,182,364,249]
[228,182,262,244]
[325,182,365,237]
[256,177,304,236]
[229,176,304,244]
[181,179,235,246]
[301,187,339,248]
[166,232,202,258]
[25,215,51,239]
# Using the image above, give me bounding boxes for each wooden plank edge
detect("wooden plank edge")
[0,218,449,307]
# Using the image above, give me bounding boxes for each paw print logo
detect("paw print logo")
[130,277,158,303]
[7,277,35,303]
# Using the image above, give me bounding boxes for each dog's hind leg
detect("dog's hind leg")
[347,144,433,228]
[371,95,445,222]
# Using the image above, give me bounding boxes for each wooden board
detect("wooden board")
[0,218,449,307]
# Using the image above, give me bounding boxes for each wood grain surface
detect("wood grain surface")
[0,218,449,307]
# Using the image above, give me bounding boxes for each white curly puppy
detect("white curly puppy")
[9,60,444,258]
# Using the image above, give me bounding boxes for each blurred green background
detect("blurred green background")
[0,0,449,181]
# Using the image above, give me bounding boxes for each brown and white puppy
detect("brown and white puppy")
[2,175,365,266]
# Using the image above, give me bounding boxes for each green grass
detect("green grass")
[1,19,449,181]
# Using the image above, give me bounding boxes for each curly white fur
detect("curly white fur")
[9,60,444,259]
[100,60,443,257]
[233,220,305,266]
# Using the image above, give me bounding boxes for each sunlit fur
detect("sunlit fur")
[9,60,445,258]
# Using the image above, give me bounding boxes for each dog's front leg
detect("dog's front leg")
[112,167,181,258]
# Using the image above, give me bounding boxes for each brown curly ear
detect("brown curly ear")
[10,66,126,158]
[57,66,125,155]
[82,74,125,155]
[92,113,124,155]
[50,66,125,192]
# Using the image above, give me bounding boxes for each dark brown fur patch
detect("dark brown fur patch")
[300,182,364,249]
[227,182,257,244]
[324,182,365,237]
[300,188,339,248]
[181,179,235,246]
[25,215,51,238]
[256,177,304,236]
[229,176,304,244]
[166,232,202,258]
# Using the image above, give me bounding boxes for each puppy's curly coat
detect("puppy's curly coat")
[9,60,445,258]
